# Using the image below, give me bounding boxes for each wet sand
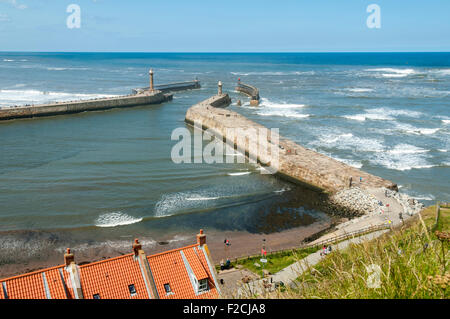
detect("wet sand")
[0,218,334,279]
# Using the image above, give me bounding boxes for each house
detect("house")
[0,229,220,299]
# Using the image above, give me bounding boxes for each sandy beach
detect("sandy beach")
[0,218,334,279]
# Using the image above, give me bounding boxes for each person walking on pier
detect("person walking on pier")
[349,176,353,188]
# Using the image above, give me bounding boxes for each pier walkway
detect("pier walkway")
[0,70,199,121]
[185,90,397,194]
[235,81,260,106]
[132,79,201,94]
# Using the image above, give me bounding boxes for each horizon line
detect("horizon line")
[1,51,450,54]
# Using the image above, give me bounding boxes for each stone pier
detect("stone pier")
[185,93,397,195]
[0,91,172,121]
[235,81,260,106]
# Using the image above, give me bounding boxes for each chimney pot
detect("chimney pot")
[133,238,142,256]
[197,229,206,246]
[64,248,74,266]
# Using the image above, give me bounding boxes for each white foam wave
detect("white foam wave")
[256,110,310,119]
[155,190,236,218]
[313,133,383,153]
[168,235,189,244]
[432,69,450,76]
[346,88,374,93]
[442,119,450,125]
[227,172,251,176]
[366,68,416,78]
[273,187,291,194]
[394,123,441,136]
[345,107,423,122]
[387,144,429,155]
[231,71,314,76]
[333,157,363,168]
[413,195,435,201]
[0,89,119,107]
[260,98,305,109]
[256,98,309,118]
[344,114,393,121]
[95,212,142,228]
[371,149,433,171]
[186,196,221,201]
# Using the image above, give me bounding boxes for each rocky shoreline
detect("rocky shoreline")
[320,186,424,228]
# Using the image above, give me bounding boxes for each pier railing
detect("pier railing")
[236,82,260,100]
[218,223,391,265]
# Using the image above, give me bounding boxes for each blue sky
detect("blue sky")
[0,0,449,52]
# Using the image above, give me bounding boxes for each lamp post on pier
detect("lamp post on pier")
[149,69,154,93]
[218,81,223,95]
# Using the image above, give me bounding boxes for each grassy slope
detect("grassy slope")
[266,206,449,299]
[218,247,318,278]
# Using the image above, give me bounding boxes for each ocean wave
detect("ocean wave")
[0,89,119,107]
[312,133,384,153]
[365,68,416,78]
[443,119,450,125]
[55,238,157,253]
[394,123,441,136]
[413,195,435,201]
[227,171,251,176]
[346,88,374,93]
[371,150,433,171]
[343,113,393,121]
[333,157,363,168]
[155,191,228,218]
[46,67,90,71]
[231,71,314,76]
[273,187,291,194]
[95,212,143,228]
[256,110,310,119]
[387,144,429,155]
[432,69,450,76]
[259,98,305,109]
[344,107,424,122]
[256,98,309,119]
[185,196,222,201]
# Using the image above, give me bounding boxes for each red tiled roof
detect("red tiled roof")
[183,246,209,280]
[79,253,150,299]
[147,244,218,299]
[45,267,69,299]
[0,237,219,299]
[0,266,60,299]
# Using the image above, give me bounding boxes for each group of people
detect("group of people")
[320,245,332,256]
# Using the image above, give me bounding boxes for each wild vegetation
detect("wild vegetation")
[262,205,449,299]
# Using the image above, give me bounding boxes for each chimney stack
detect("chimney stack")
[133,238,142,256]
[64,248,74,266]
[197,229,206,246]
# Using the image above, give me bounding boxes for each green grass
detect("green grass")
[264,205,449,299]
[222,247,318,278]
[437,207,450,231]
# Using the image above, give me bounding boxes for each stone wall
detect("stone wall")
[185,94,397,195]
[235,82,260,106]
[0,91,172,121]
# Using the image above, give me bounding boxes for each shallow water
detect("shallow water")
[0,53,448,263]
